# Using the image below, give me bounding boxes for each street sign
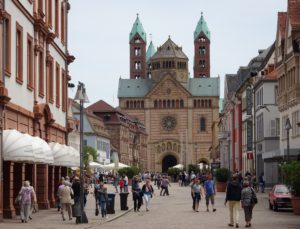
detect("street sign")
[247,152,253,160]
[247,120,253,151]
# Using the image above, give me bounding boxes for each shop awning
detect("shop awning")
[49,143,80,167]
[3,129,54,163]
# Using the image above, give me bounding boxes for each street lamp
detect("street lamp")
[285,117,292,162]
[74,82,89,224]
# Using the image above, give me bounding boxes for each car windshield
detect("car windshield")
[275,186,289,193]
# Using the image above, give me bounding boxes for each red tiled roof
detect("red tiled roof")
[86,100,115,112]
[288,0,300,31]
[278,12,287,39]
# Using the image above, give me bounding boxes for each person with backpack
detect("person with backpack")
[131,176,142,212]
[241,180,257,227]
[204,174,216,212]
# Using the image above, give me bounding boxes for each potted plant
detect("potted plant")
[282,161,300,215]
[215,167,230,192]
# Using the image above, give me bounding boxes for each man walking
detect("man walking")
[225,174,242,228]
[204,174,216,212]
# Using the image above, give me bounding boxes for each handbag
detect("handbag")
[72,202,81,217]
[15,194,21,205]
[250,188,258,205]
[95,207,99,216]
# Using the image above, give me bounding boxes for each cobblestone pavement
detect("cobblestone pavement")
[1,183,300,229]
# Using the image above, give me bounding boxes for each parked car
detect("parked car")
[269,184,292,211]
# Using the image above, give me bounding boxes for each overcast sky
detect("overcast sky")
[68,0,287,107]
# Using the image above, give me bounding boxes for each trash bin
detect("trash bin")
[120,192,129,210]
[107,193,115,214]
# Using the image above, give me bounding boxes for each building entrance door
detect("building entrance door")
[162,155,177,172]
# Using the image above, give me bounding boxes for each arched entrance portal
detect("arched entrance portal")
[162,155,177,172]
[198,159,209,170]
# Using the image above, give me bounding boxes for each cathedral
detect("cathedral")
[118,14,220,172]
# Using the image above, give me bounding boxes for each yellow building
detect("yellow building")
[118,15,220,172]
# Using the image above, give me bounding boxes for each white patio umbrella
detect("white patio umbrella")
[89,161,104,168]
[103,162,129,170]
[173,164,184,169]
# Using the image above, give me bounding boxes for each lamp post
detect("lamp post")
[285,117,292,162]
[74,82,89,223]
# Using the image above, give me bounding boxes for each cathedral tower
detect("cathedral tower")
[129,14,147,79]
[194,13,211,78]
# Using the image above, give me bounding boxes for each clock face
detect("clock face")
[162,116,176,131]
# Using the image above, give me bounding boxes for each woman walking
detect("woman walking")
[142,178,154,211]
[95,181,108,219]
[19,181,33,223]
[191,179,203,212]
[58,180,73,221]
[131,176,142,212]
[241,180,256,227]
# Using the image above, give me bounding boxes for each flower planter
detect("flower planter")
[216,181,227,192]
[291,197,300,215]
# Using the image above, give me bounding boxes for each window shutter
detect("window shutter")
[270,120,276,137]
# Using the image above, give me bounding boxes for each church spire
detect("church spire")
[194,12,211,41]
[193,13,211,78]
[129,14,147,79]
[146,39,156,62]
[129,14,147,42]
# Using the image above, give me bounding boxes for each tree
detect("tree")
[83,145,97,168]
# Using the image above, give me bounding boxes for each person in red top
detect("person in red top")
[119,178,124,193]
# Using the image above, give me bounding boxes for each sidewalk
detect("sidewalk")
[1,184,133,229]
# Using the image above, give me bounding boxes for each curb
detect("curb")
[84,207,134,229]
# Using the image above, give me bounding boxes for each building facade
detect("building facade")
[70,100,111,165]
[86,100,148,169]
[276,0,300,162]
[0,0,74,219]
[118,15,220,172]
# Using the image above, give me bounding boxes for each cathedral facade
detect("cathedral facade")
[118,14,220,172]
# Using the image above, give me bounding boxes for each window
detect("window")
[4,13,11,75]
[16,22,23,84]
[134,48,141,56]
[38,52,44,96]
[62,69,66,111]
[276,118,280,136]
[48,57,54,102]
[47,0,52,27]
[27,34,33,89]
[180,99,184,108]
[61,2,65,43]
[199,47,206,55]
[55,0,59,35]
[274,85,278,104]
[199,37,206,42]
[55,62,60,107]
[200,118,206,131]
[199,60,205,68]
[154,100,157,108]
[292,111,300,137]
[135,62,141,70]
[256,114,264,141]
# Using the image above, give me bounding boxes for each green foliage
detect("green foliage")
[118,166,140,179]
[83,145,97,168]
[167,167,182,177]
[215,167,230,182]
[282,161,300,197]
[188,164,200,174]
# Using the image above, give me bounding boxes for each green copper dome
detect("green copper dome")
[129,15,147,42]
[146,41,156,62]
[194,13,211,40]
